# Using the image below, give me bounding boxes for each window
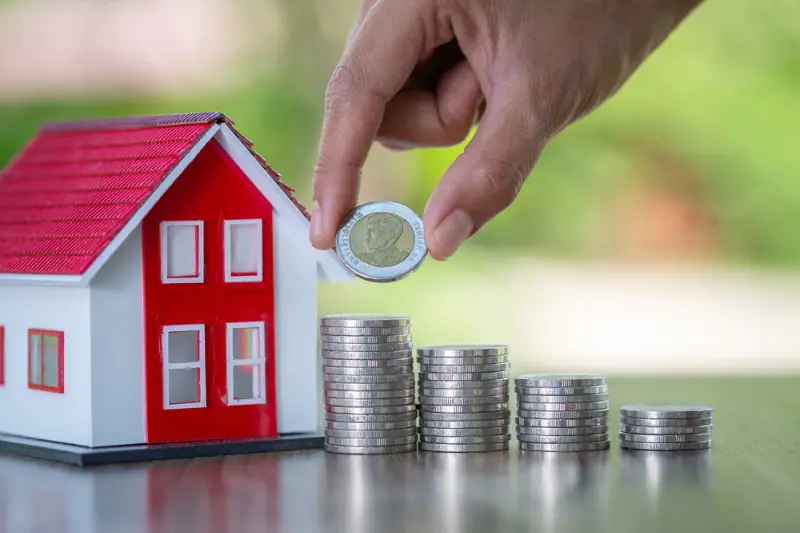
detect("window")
[162,325,206,410]
[160,221,204,283]
[0,326,4,386]
[28,329,64,393]
[224,219,263,282]
[225,322,266,405]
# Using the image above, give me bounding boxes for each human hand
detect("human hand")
[310,0,703,260]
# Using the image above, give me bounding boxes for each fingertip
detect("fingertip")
[309,200,336,250]
[425,209,473,261]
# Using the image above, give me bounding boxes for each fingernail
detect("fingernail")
[310,201,324,244]
[431,210,473,260]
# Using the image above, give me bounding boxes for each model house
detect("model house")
[0,112,352,463]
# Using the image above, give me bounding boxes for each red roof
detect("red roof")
[0,112,309,276]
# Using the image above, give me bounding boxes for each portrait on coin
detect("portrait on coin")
[349,212,414,267]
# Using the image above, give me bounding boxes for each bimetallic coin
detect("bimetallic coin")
[618,432,712,443]
[620,404,714,419]
[325,411,417,423]
[417,344,509,357]
[516,433,608,444]
[322,365,412,376]
[619,440,712,451]
[419,442,509,453]
[419,386,508,398]
[418,395,508,406]
[325,404,417,415]
[417,379,508,389]
[417,355,509,366]
[326,420,416,431]
[322,357,413,368]
[515,416,607,428]
[326,397,415,408]
[321,342,414,352]
[335,201,427,282]
[519,440,610,452]
[324,443,417,454]
[419,371,509,381]
[323,373,414,384]
[320,326,411,336]
[516,425,608,436]
[417,363,510,373]
[324,379,415,390]
[325,435,417,447]
[320,314,412,328]
[324,428,417,439]
[420,434,511,445]
[325,388,414,400]
[515,374,606,388]
[419,426,509,437]
[515,385,609,396]
[516,393,609,404]
[321,349,413,360]
[421,410,511,422]
[421,403,509,414]
[619,423,713,435]
[517,401,610,412]
[619,416,712,427]
[320,334,413,344]
[516,408,610,419]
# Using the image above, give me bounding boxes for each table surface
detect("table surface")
[1,377,798,533]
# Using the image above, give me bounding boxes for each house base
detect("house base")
[0,432,324,466]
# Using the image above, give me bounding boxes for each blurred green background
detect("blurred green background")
[2,0,798,373]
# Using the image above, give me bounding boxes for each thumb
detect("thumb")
[423,91,547,260]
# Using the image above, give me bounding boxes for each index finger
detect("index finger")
[310,0,428,249]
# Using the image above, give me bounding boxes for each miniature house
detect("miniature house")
[0,112,351,461]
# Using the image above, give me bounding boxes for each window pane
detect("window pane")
[229,223,259,274]
[30,334,42,385]
[166,224,198,278]
[232,327,259,360]
[167,330,199,364]
[168,368,200,404]
[232,364,258,400]
[43,335,60,388]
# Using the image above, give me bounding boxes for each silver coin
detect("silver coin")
[321,314,412,328]
[516,432,608,444]
[419,386,508,398]
[325,411,417,423]
[419,370,509,381]
[618,432,712,443]
[517,408,610,419]
[325,427,417,439]
[326,397,415,408]
[421,410,511,422]
[419,418,510,429]
[322,349,413,360]
[418,395,508,406]
[320,334,413,344]
[321,342,414,352]
[619,416,712,427]
[417,344,509,357]
[322,357,413,368]
[320,326,411,336]
[516,425,608,436]
[620,404,713,419]
[515,374,606,388]
[517,401,610,412]
[419,434,511,445]
[324,443,417,454]
[619,440,712,451]
[516,393,608,404]
[417,355,509,366]
[619,423,713,435]
[335,201,427,282]
[325,435,417,447]
[324,379,415,390]
[325,404,417,415]
[515,416,607,428]
[418,363,510,374]
[419,442,509,453]
[325,388,414,399]
[515,385,609,396]
[323,373,414,384]
[323,365,413,376]
[519,440,610,452]
[419,426,509,437]
[326,420,417,431]
[421,403,509,414]
[417,379,508,389]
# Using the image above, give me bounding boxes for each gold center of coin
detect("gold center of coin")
[349,212,413,267]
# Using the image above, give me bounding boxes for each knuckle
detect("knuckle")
[472,157,527,202]
[325,61,363,106]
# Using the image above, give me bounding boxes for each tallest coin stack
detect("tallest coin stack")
[321,315,417,454]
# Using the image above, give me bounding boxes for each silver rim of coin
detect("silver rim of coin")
[516,433,608,444]
[519,440,610,452]
[326,397,415,407]
[321,334,413,344]
[325,428,418,439]
[326,435,417,446]
[419,395,509,406]
[618,432,712,443]
[335,201,427,282]
[421,403,509,414]
[417,344,509,357]
[515,416,607,428]
[419,442,509,453]
[420,426,509,437]
[322,365,413,376]
[325,388,414,399]
[619,440,712,451]
[324,443,417,454]
[417,378,509,389]
[420,434,511,444]
[421,410,511,422]
[619,404,714,419]
[321,326,411,336]
[516,393,608,403]
[323,374,414,383]
[325,404,417,415]
[419,371,509,381]
[619,415,713,427]
[320,315,412,327]
[322,349,413,360]
[517,401,610,412]
[325,380,415,391]
[417,356,509,365]
[322,357,413,368]
[517,408,610,419]
[418,363,510,374]
[618,423,712,435]
[516,425,608,436]
[419,386,508,397]
[326,412,417,423]
[515,374,606,388]
[326,420,417,431]
[515,385,609,396]
[321,342,414,352]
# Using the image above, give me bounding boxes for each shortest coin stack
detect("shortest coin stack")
[515,374,611,452]
[321,314,417,455]
[417,344,511,453]
[618,404,713,451]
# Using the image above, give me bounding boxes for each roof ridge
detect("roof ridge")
[41,112,229,132]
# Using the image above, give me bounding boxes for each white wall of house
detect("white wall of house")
[0,284,92,446]
[89,227,146,447]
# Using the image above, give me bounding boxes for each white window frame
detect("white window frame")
[160,221,204,284]
[225,321,267,406]
[223,219,263,283]
[162,324,207,410]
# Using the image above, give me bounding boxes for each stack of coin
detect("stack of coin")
[417,344,511,453]
[321,314,417,454]
[515,374,611,452]
[619,404,713,451]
